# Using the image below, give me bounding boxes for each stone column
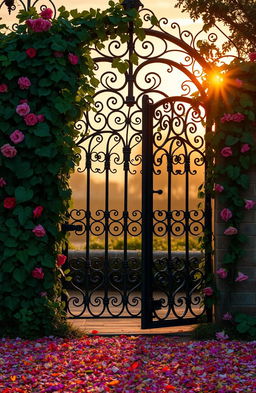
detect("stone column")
[215,171,256,321]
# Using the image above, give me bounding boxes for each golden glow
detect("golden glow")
[209,72,224,86]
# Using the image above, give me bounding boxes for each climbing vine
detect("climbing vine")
[0,2,145,338]
[203,56,256,338]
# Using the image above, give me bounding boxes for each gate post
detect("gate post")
[215,170,256,320]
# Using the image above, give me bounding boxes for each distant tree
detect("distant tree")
[174,0,256,57]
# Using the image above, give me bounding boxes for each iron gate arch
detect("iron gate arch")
[63,5,215,327]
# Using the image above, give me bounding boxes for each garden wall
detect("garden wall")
[215,170,256,319]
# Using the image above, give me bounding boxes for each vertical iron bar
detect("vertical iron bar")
[205,122,213,322]
[185,155,190,310]
[125,22,135,107]
[104,153,110,313]
[167,154,173,312]
[85,151,91,311]
[141,94,154,329]
[123,145,130,312]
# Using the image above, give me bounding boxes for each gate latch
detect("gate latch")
[61,224,83,232]
[152,189,163,195]
[152,299,163,310]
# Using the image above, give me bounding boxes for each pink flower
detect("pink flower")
[40,291,47,297]
[32,224,46,237]
[68,53,79,65]
[0,144,17,158]
[0,177,6,187]
[221,147,232,157]
[54,51,64,58]
[241,143,250,153]
[222,312,232,321]
[18,76,31,90]
[32,267,44,280]
[232,113,245,122]
[24,113,38,126]
[56,254,67,267]
[234,78,243,88]
[220,112,245,123]
[245,199,256,210]
[26,18,52,32]
[224,226,238,235]
[16,103,30,116]
[249,52,256,62]
[26,48,37,58]
[37,114,45,122]
[3,197,16,209]
[214,184,224,193]
[203,287,213,296]
[40,8,53,19]
[10,130,25,145]
[33,206,44,218]
[0,84,8,93]
[216,268,228,279]
[216,331,229,340]
[220,208,232,222]
[235,272,248,282]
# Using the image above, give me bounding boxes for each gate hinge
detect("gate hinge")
[152,299,163,310]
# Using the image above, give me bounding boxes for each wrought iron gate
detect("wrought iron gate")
[62,5,215,327]
[1,0,218,327]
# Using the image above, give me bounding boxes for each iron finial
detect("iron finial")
[4,0,15,14]
[122,0,144,11]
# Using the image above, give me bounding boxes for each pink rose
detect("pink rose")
[32,224,46,237]
[216,331,229,340]
[214,184,224,192]
[232,113,245,122]
[220,208,232,222]
[0,84,8,93]
[26,18,52,32]
[32,267,44,280]
[26,48,37,58]
[40,8,53,19]
[37,114,45,122]
[220,113,232,123]
[0,177,7,187]
[68,53,79,65]
[203,287,213,296]
[240,143,250,153]
[4,197,16,209]
[24,113,38,126]
[216,268,228,279]
[245,199,256,210]
[235,272,248,282]
[10,130,25,144]
[221,147,232,157]
[54,51,64,58]
[0,144,17,158]
[249,52,256,62]
[224,226,238,235]
[220,113,245,123]
[222,312,232,321]
[33,205,44,218]
[18,76,31,90]
[16,103,30,116]
[56,254,67,267]
[234,78,243,88]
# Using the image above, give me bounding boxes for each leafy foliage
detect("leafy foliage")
[174,0,256,57]
[0,2,144,338]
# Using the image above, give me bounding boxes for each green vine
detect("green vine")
[203,58,256,338]
[0,2,145,338]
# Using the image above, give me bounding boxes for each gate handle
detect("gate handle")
[153,189,163,195]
